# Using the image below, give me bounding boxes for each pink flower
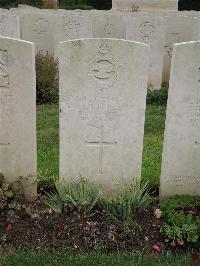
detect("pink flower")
[6,223,13,232]
[153,243,161,253]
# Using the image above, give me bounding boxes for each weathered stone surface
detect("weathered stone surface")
[59,38,149,194]
[0,36,36,201]
[53,14,92,57]
[0,13,20,39]
[162,14,197,82]
[112,0,178,12]
[92,14,126,39]
[21,13,54,54]
[126,13,166,89]
[160,41,200,199]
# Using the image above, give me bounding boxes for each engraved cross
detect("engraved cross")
[85,125,117,175]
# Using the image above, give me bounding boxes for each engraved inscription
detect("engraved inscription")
[64,95,130,127]
[64,18,80,38]
[34,18,49,36]
[166,175,200,187]
[0,50,9,88]
[0,20,6,34]
[85,125,117,175]
[139,22,155,43]
[188,98,200,123]
[131,4,140,12]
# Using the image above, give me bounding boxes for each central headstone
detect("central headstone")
[59,38,149,193]
[160,41,200,199]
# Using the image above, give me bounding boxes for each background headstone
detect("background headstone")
[162,14,198,82]
[0,36,36,201]
[126,13,166,89]
[160,41,200,199]
[112,0,178,12]
[21,13,54,54]
[53,14,92,57]
[0,13,20,39]
[92,14,126,39]
[59,38,149,194]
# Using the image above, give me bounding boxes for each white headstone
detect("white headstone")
[162,15,197,82]
[92,14,126,39]
[126,13,166,90]
[21,13,54,54]
[112,0,178,12]
[0,13,20,39]
[59,38,149,194]
[160,41,200,199]
[53,14,92,57]
[0,36,36,201]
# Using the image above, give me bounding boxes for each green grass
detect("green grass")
[37,104,166,188]
[37,104,59,184]
[0,251,194,266]
[142,106,166,187]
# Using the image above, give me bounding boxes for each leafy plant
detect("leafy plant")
[0,173,28,215]
[146,87,168,106]
[160,195,200,246]
[46,178,102,217]
[36,52,59,104]
[101,181,151,222]
[122,218,141,238]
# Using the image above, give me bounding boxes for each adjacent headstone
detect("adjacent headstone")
[0,13,20,39]
[162,15,198,82]
[21,13,54,54]
[0,36,36,201]
[126,13,166,89]
[160,41,200,199]
[92,14,126,39]
[59,38,149,194]
[112,0,178,12]
[53,14,92,57]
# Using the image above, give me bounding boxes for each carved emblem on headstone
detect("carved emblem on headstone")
[64,18,80,38]
[139,21,155,43]
[34,18,49,36]
[88,41,118,84]
[104,22,114,36]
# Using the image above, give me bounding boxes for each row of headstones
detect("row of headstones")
[0,8,200,89]
[1,36,200,201]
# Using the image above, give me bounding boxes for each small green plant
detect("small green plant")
[146,87,168,106]
[101,181,151,222]
[46,178,102,217]
[122,218,141,238]
[160,195,200,246]
[0,173,29,215]
[36,52,59,104]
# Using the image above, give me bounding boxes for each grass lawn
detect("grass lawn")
[37,104,166,188]
[0,250,194,266]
